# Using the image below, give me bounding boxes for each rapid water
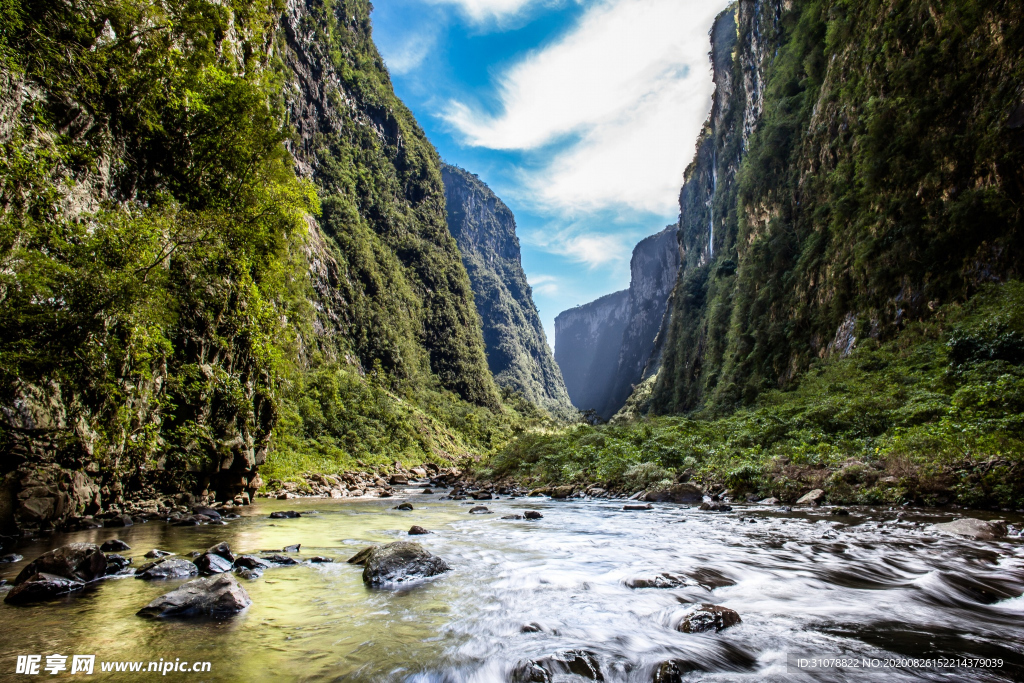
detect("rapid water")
[2,491,1022,682]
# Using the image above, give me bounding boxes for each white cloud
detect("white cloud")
[428,0,544,23]
[380,29,438,75]
[444,0,731,213]
[528,274,559,295]
[524,227,632,268]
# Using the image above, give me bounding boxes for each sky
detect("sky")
[371,0,731,347]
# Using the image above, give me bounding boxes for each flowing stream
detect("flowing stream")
[2,490,1023,682]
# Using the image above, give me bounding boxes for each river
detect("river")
[1,489,1022,681]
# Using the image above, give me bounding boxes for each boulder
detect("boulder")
[206,542,235,562]
[408,525,430,535]
[699,502,732,512]
[549,486,575,499]
[4,572,85,605]
[471,491,492,500]
[100,539,131,552]
[421,488,433,494]
[389,474,409,485]
[643,483,703,504]
[283,544,300,553]
[410,467,428,478]
[269,511,301,519]
[233,555,272,570]
[104,514,134,528]
[795,489,825,506]
[625,573,688,589]
[469,506,490,514]
[194,553,233,575]
[137,574,251,618]
[193,507,222,520]
[261,554,297,565]
[394,503,413,511]
[144,549,172,559]
[527,487,551,497]
[1,553,23,563]
[361,542,450,586]
[623,504,653,511]
[236,568,262,580]
[346,547,376,565]
[104,554,132,575]
[928,518,1007,541]
[513,650,603,682]
[307,556,332,563]
[523,511,543,520]
[14,543,106,584]
[678,604,741,633]
[757,497,780,505]
[135,558,199,580]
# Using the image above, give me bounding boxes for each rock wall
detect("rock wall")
[441,164,575,419]
[555,291,631,418]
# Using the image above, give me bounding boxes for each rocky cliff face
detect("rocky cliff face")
[652,0,1024,414]
[555,224,680,420]
[441,164,574,419]
[555,291,631,418]
[0,0,499,531]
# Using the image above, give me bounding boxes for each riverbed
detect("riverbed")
[2,490,1022,681]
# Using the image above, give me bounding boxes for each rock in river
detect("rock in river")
[137,574,251,618]
[270,510,301,519]
[795,489,825,506]
[233,555,272,570]
[678,604,741,633]
[394,503,414,511]
[194,553,233,575]
[643,483,703,504]
[469,506,490,514]
[135,558,199,580]
[409,525,430,535]
[928,518,1007,540]
[100,539,131,552]
[623,504,653,511]
[104,554,132,575]
[144,549,173,559]
[4,573,85,605]
[698,502,732,512]
[361,542,450,587]
[206,542,235,562]
[512,650,604,681]
[524,511,543,520]
[14,543,107,584]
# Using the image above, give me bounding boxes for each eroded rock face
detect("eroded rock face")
[677,604,741,633]
[361,542,450,587]
[135,558,199,581]
[14,543,106,584]
[644,483,703,504]
[137,574,251,618]
[929,518,1007,540]
[4,572,85,605]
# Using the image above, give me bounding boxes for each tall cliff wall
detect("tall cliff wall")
[441,164,574,419]
[555,290,631,417]
[652,0,1024,414]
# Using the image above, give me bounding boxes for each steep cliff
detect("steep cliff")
[0,0,507,530]
[555,290,631,417]
[652,0,1024,414]
[440,164,574,419]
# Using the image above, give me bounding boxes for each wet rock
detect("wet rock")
[524,511,543,520]
[699,502,732,512]
[549,486,575,499]
[394,503,414,511]
[14,543,107,584]
[469,506,490,514]
[389,474,409,485]
[4,573,85,605]
[187,551,202,558]
[173,517,200,526]
[206,542,235,562]
[269,510,301,519]
[135,558,199,581]
[471,491,493,500]
[520,622,543,633]
[643,483,703,504]
[100,539,131,552]
[235,568,262,580]
[144,549,172,559]
[409,525,430,535]
[104,554,132,575]
[347,547,376,565]
[233,555,271,570]
[137,574,251,618]
[307,556,332,563]
[261,554,298,565]
[757,497,780,505]
[831,507,851,516]
[678,604,741,633]
[283,543,301,553]
[795,489,825,507]
[527,487,550,497]
[624,504,653,511]
[104,514,134,528]
[193,507,222,520]
[361,541,450,587]
[421,488,433,494]
[626,573,688,589]
[0,553,23,563]
[513,650,604,682]
[653,660,699,682]
[194,553,233,575]
[929,518,1007,540]
[501,515,524,520]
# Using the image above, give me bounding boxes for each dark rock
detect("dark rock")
[501,515,524,520]
[307,556,333,563]
[831,507,850,516]
[421,488,433,494]
[104,514,134,528]
[643,483,703,504]
[135,558,199,580]
[193,507,222,520]
[469,506,490,514]
[524,511,543,520]
[137,574,251,618]
[4,572,85,605]
[194,553,233,575]
[206,542,235,562]
[409,525,430,535]
[104,554,132,575]
[187,551,202,558]
[699,502,732,512]
[144,549,172,559]
[471,491,492,500]
[233,555,272,570]
[625,573,687,589]
[688,568,736,590]
[514,650,604,682]
[347,547,376,565]
[394,503,414,511]
[623,504,653,511]
[653,660,699,682]
[173,517,200,526]
[100,539,131,552]
[520,622,543,633]
[390,474,409,485]
[269,511,301,519]
[0,553,23,563]
[235,568,263,580]
[14,543,106,584]
[361,541,450,586]
[283,544,300,553]
[549,486,574,499]
[678,604,741,633]
[261,554,297,565]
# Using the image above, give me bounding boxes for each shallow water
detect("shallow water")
[1,491,1023,682]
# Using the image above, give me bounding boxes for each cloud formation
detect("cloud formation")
[444,0,730,213]
[428,0,544,23]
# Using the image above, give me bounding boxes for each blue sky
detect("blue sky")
[371,0,731,347]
